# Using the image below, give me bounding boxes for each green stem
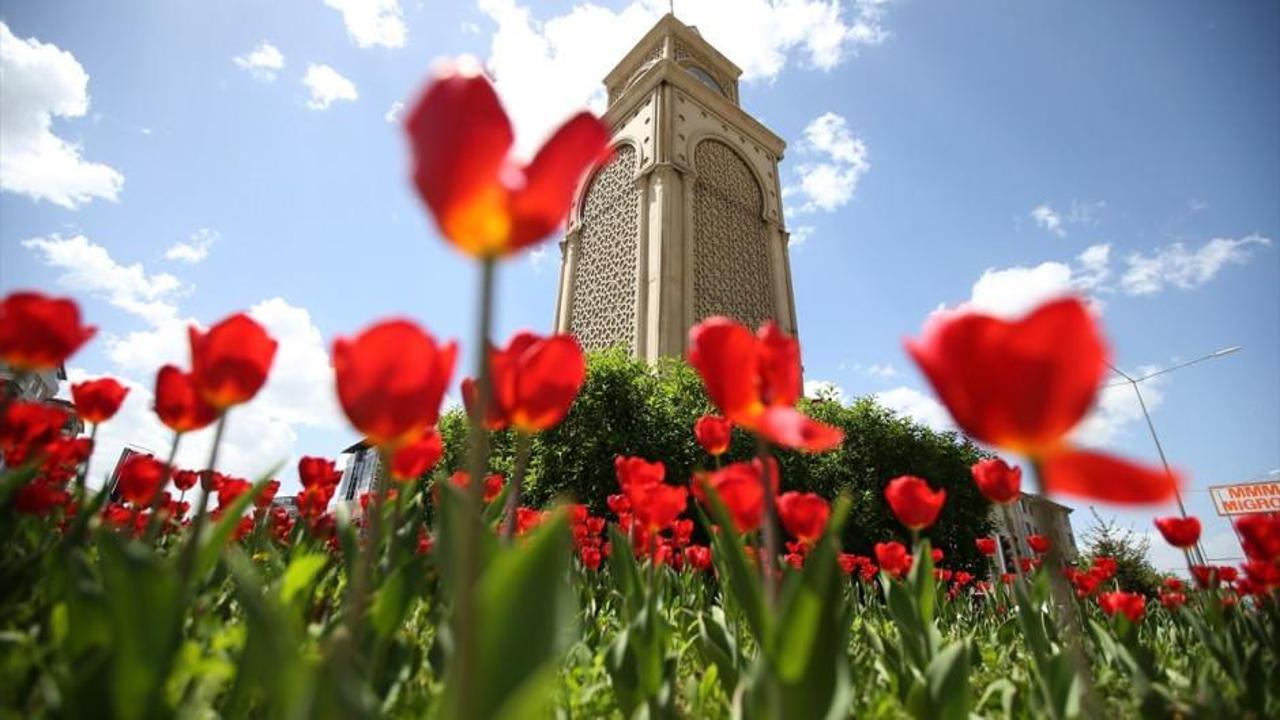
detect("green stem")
[178,413,228,588]
[346,450,392,653]
[754,438,779,608]
[74,424,99,506]
[1028,462,1102,718]
[456,258,496,720]
[143,431,182,543]
[501,431,532,544]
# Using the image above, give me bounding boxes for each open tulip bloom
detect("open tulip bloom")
[907,297,1180,505]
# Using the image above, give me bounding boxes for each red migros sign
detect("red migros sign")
[1209,480,1280,516]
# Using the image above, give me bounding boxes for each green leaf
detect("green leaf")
[370,565,411,639]
[924,640,971,720]
[97,531,183,720]
[278,552,328,606]
[443,510,573,719]
[693,492,768,645]
[194,471,280,582]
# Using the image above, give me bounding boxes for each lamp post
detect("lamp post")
[1106,345,1241,567]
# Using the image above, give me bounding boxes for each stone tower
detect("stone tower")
[553,13,799,362]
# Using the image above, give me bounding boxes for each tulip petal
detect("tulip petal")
[756,322,802,407]
[906,297,1106,450]
[688,317,762,426]
[1040,448,1180,504]
[509,112,611,251]
[510,334,586,432]
[407,72,514,254]
[756,406,844,453]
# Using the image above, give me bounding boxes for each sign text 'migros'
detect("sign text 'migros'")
[1210,481,1280,516]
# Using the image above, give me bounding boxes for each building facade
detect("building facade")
[990,492,1079,572]
[553,14,800,362]
[335,440,381,513]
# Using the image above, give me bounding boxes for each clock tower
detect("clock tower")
[553,13,800,361]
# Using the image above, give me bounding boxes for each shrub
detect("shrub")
[440,349,995,572]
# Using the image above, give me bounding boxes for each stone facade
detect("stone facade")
[554,13,799,362]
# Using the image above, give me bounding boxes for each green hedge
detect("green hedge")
[439,349,995,572]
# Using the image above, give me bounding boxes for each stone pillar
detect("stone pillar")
[553,229,581,333]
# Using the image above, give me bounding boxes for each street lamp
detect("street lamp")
[1106,345,1241,567]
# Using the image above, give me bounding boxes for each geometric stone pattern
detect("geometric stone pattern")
[569,144,640,352]
[692,138,774,329]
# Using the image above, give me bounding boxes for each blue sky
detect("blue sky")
[2,1,1276,572]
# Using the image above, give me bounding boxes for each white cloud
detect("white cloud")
[65,368,298,490]
[476,0,892,158]
[164,228,218,264]
[23,234,183,326]
[1030,203,1065,237]
[384,100,405,124]
[1066,199,1105,227]
[804,379,846,404]
[858,362,898,380]
[245,298,345,431]
[303,64,358,110]
[528,244,550,272]
[788,225,815,247]
[788,111,870,214]
[874,386,954,433]
[48,279,344,490]
[967,260,1075,319]
[0,21,124,208]
[233,41,285,82]
[325,0,407,49]
[1119,235,1272,296]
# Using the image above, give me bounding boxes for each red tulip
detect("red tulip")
[579,545,603,570]
[777,492,829,547]
[70,377,129,425]
[153,365,219,433]
[1027,534,1051,554]
[691,458,779,534]
[115,453,167,506]
[975,537,997,556]
[884,475,946,531]
[875,541,912,577]
[694,415,732,456]
[389,429,444,481]
[217,477,252,509]
[1235,513,1280,563]
[684,545,713,571]
[406,67,610,258]
[333,320,457,449]
[298,456,343,489]
[13,477,70,516]
[687,318,843,453]
[971,458,1021,505]
[514,507,548,536]
[172,470,199,492]
[1153,516,1201,549]
[1159,591,1186,610]
[614,456,685,532]
[0,401,67,466]
[256,479,280,509]
[907,297,1179,504]
[1098,590,1145,623]
[189,313,277,409]
[462,332,585,433]
[0,291,96,371]
[483,474,505,504]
